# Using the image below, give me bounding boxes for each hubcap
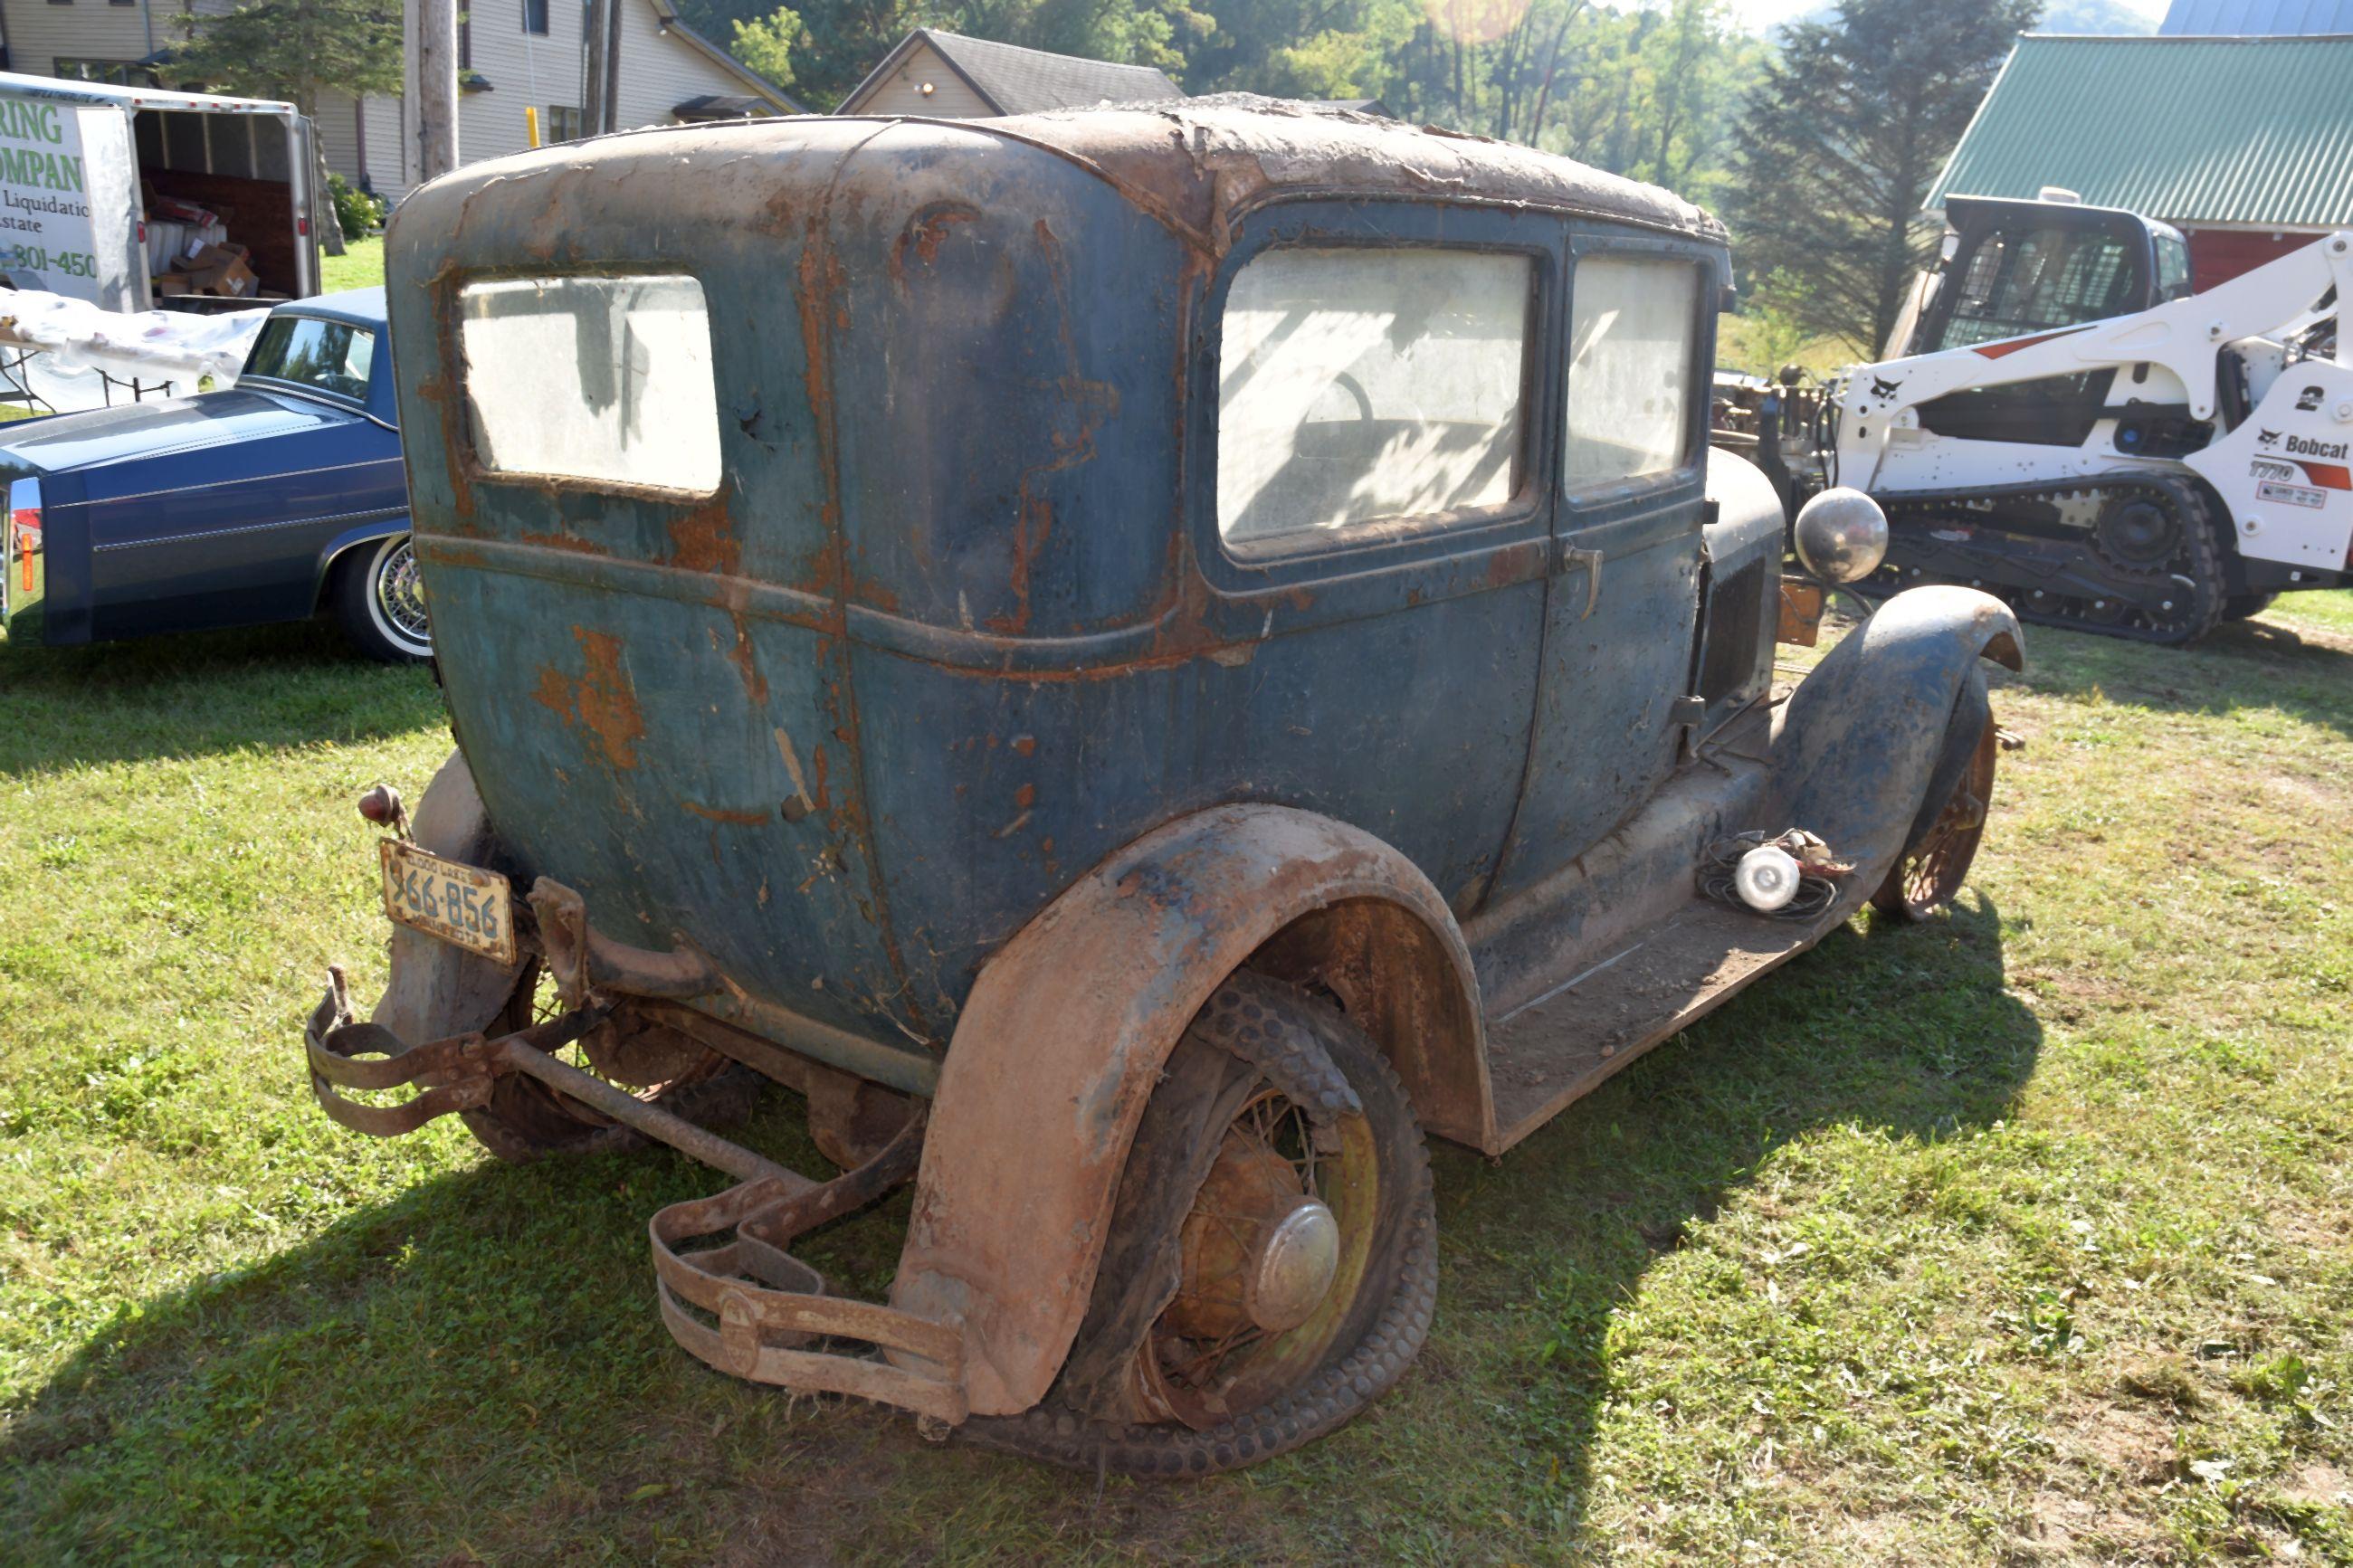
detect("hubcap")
[376,537,430,645]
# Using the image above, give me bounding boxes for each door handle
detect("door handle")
[1559,544,1604,619]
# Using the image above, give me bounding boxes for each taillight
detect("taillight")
[298,215,310,236]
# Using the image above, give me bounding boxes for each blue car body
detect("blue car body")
[0,288,407,648]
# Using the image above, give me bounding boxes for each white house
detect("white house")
[837,28,1181,119]
[0,0,798,201]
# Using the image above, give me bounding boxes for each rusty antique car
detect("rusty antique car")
[303,100,2022,1475]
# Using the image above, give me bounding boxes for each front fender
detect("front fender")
[888,803,1482,1418]
[1770,584,2022,900]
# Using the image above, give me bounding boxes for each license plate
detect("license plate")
[380,841,516,966]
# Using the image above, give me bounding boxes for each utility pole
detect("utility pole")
[602,0,624,132]
[583,0,611,137]
[417,0,460,180]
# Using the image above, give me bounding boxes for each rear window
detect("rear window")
[458,274,721,493]
[1216,246,1531,549]
[244,315,375,404]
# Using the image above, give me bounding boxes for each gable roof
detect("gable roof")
[644,0,805,114]
[1925,33,2353,228]
[842,28,1182,117]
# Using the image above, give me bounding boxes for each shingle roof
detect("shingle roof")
[1925,33,2353,229]
[853,28,1183,116]
[2160,0,2353,33]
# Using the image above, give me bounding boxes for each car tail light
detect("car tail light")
[9,491,35,591]
[298,216,310,237]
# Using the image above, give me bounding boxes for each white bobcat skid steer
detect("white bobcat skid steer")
[1825,196,2353,643]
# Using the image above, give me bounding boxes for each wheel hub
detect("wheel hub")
[1164,1131,1339,1339]
[2095,497,2180,571]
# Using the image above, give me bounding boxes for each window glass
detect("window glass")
[1939,226,2139,348]
[2155,231,2193,301]
[1216,246,1529,547]
[243,315,376,403]
[1565,255,1697,485]
[459,274,720,492]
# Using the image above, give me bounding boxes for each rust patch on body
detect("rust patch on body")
[891,203,980,286]
[532,626,646,770]
[683,800,773,826]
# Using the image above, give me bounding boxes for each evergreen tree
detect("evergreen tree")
[168,0,403,121]
[1725,0,2039,354]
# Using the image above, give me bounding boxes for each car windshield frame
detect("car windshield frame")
[239,311,379,410]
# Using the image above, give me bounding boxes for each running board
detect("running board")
[1483,898,1841,1152]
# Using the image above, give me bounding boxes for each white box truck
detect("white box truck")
[0,71,321,311]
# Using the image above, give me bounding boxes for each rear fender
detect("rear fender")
[313,517,411,608]
[888,804,1483,1417]
[1769,584,2022,897]
[370,749,529,1041]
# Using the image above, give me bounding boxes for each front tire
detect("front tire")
[967,972,1437,1476]
[333,533,431,662]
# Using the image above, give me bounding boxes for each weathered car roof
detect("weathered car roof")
[529,95,1725,247]
[996,95,1726,244]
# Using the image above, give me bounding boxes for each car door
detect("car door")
[1487,231,1720,899]
[1185,200,1561,914]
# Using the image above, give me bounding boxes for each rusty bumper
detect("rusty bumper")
[302,967,967,1426]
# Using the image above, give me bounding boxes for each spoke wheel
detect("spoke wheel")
[965,972,1435,1477]
[1872,718,1998,922]
[457,961,758,1162]
[333,533,433,662]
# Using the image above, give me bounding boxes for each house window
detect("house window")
[1215,245,1531,548]
[545,105,583,142]
[1564,255,1699,487]
[523,0,548,33]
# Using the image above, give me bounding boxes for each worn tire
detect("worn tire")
[962,972,1437,1477]
[333,533,432,662]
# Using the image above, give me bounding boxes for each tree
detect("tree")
[731,7,811,89]
[168,0,402,122]
[1725,0,2039,354]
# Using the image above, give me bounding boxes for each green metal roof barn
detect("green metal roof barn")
[1926,33,2353,285]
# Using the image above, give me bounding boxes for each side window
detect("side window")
[1216,246,1531,550]
[1565,255,1698,487]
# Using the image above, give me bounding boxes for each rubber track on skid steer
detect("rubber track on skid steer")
[1872,471,2226,646]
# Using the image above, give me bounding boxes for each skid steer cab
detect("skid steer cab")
[304,100,2023,1476]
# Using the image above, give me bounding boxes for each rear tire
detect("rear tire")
[965,972,1436,1476]
[333,533,431,662]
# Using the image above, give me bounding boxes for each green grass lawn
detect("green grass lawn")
[2,596,2349,1564]
[320,236,386,296]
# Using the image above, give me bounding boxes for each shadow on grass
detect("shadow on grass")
[0,898,2041,1563]
[2014,607,2353,739]
[0,618,445,775]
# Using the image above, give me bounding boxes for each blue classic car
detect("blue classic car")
[0,289,424,660]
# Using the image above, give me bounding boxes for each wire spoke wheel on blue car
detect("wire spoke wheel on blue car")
[966,971,1437,1477]
[335,533,433,662]
[1872,718,1999,922]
